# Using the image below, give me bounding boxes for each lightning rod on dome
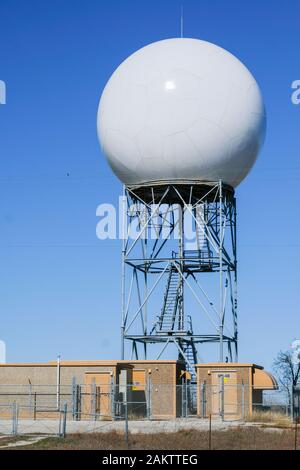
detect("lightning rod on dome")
[180,5,184,38]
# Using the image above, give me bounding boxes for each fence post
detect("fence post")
[78,385,82,421]
[12,402,18,436]
[63,402,67,437]
[28,382,32,414]
[72,377,77,421]
[181,380,185,418]
[58,404,62,437]
[208,413,212,450]
[220,376,224,421]
[292,385,296,422]
[91,380,96,421]
[185,380,188,418]
[110,375,115,421]
[33,392,37,420]
[58,402,67,438]
[201,382,206,418]
[56,355,61,410]
[146,375,152,419]
[241,382,245,420]
[124,402,129,448]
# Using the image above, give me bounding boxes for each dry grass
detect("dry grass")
[6,427,300,451]
[246,410,291,427]
[0,435,32,448]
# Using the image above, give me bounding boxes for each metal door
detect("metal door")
[211,371,237,417]
[84,372,112,419]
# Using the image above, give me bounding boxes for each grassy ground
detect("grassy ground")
[2,427,299,450]
[0,436,33,448]
[246,410,292,427]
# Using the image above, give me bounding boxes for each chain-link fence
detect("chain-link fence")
[198,383,292,423]
[0,382,293,437]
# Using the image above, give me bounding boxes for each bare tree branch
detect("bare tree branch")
[273,350,300,396]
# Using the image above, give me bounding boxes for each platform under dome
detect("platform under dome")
[98,37,266,188]
[127,180,234,205]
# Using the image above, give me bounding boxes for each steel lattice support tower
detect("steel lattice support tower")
[121,181,237,375]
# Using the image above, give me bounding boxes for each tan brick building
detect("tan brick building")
[0,360,278,421]
[0,360,185,420]
[196,363,277,419]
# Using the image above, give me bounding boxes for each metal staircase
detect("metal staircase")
[153,265,198,381]
[156,267,181,333]
[181,339,197,382]
[179,316,198,382]
[184,205,213,271]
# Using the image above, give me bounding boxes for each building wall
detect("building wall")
[196,363,275,419]
[0,365,57,385]
[0,361,275,421]
[116,361,183,418]
[0,360,183,420]
[197,364,253,418]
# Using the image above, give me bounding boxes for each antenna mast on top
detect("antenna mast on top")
[180,5,184,38]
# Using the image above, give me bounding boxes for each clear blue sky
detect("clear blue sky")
[0,0,299,370]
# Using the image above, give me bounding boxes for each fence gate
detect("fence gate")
[211,371,238,419]
[84,372,112,419]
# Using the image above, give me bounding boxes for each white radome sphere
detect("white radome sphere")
[97,38,266,188]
